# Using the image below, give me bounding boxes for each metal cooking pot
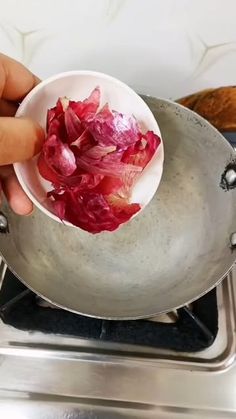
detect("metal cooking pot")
[0,97,235,319]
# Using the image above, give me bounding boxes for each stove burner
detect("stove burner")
[0,269,218,352]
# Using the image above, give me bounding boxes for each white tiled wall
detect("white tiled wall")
[0,0,235,99]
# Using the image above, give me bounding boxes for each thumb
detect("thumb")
[0,116,44,165]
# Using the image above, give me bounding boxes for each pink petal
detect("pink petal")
[70,129,95,152]
[84,145,116,159]
[87,104,139,148]
[44,134,77,176]
[122,131,161,168]
[121,131,161,193]
[46,109,56,130]
[77,154,142,177]
[39,154,104,188]
[69,87,100,122]
[76,143,141,178]
[64,107,84,143]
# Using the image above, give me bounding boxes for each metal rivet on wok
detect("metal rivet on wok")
[225,169,236,185]
[0,212,9,234]
[221,162,236,190]
[230,232,236,249]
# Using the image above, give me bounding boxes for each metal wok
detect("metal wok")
[0,97,235,319]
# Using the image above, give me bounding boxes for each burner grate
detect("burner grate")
[0,269,218,352]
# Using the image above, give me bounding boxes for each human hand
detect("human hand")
[0,53,44,215]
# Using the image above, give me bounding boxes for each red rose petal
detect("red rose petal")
[107,194,140,222]
[121,131,161,194]
[52,190,140,233]
[46,97,69,130]
[93,176,124,195]
[53,200,66,220]
[38,153,61,185]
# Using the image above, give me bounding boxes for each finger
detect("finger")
[0,53,40,101]
[0,99,18,116]
[0,166,33,215]
[4,173,33,215]
[0,116,44,165]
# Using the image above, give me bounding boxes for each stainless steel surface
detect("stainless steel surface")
[0,97,236,319]
[0,264,235,418]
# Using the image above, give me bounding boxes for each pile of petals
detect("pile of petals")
[38,87,161,233]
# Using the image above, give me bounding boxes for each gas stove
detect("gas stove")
[0,259,235,418]
[0,268,218,352]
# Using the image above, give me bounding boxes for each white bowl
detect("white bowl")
[14,71,164,228]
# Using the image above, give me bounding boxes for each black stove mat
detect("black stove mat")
[0,270,218,352]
